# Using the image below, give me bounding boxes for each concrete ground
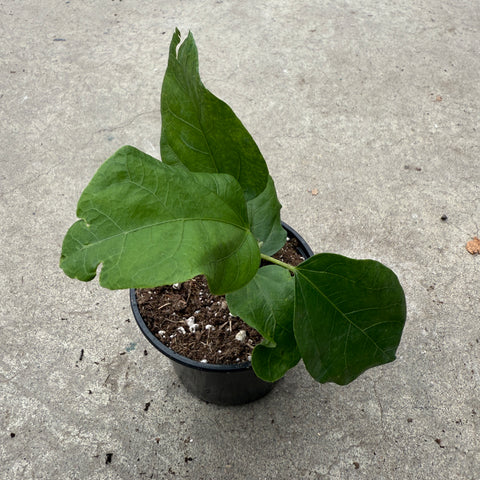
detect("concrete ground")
[1,1,479,478]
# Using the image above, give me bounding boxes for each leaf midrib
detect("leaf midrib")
[75,215,250,252]
[171,53,243,182]
[170,60,219,173]
[295,270,393,357]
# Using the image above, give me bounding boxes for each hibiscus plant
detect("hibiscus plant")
[60,29,406,385]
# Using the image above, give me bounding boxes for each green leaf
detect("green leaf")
[60,146,260,294]
[247,176,286,255]
[227,265,300,382]
[160,29,269,201]
[294,254,406,385]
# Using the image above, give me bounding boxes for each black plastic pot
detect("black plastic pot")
[130,222,314,406]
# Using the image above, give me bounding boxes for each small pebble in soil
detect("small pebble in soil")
[177,326,186,335]
[200,359,207,363]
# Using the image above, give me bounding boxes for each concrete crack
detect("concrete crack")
[373,382,387,441]
[94,109,159,135]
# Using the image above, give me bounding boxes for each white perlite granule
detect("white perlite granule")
[235,330,247,342]
[185,316,198,333]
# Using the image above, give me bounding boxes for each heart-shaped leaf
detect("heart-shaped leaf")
[247,176,286,255]
[160,29,268,201]
[294,254,406,385]
[227,265,300,382]
[60,146,260,294]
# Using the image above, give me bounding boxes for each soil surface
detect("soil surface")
[135,238,305,364]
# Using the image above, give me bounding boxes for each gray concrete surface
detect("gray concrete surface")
[1,1,479,479]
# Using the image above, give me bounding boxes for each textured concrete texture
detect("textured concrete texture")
[1,1,479,479]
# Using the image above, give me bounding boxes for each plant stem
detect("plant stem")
[260,254,297,273]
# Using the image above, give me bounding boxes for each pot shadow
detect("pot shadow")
[170,365,344,477]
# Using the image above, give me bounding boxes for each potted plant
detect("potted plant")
[60,29,406,405]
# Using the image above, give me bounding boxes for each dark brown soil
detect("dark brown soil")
[135,238,305,365]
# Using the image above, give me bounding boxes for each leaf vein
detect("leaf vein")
[297,271,389,356]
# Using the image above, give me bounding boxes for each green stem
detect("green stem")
[260,253,297,273]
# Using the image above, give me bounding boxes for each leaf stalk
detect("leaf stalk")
[260,253,296,273]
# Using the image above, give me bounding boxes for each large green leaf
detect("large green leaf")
[294,254,406,385]
[226,265,300,382]
[60,146,260,294]
[247,176,286,255]
[160,29,268,201]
